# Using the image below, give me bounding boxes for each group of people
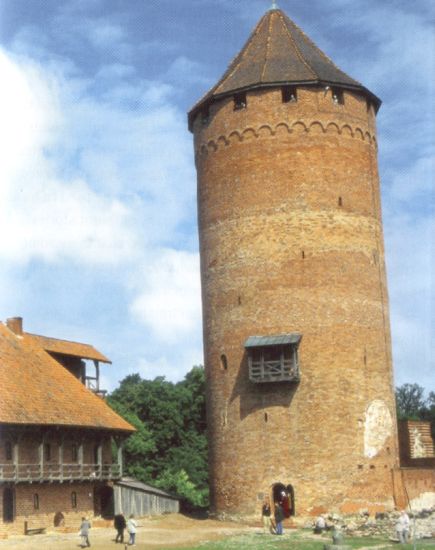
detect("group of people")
[78,514,138,547]
[261,497,285,535]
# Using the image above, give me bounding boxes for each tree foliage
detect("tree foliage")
[107,366,208,507]
[395,384,435,439]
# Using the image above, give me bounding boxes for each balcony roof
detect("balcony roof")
[245,333,302,348]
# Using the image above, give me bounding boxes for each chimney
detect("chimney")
[6,317,23,335]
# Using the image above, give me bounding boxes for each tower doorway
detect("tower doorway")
[2,487,15,523]
[272,482,295,517]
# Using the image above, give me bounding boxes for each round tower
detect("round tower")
[189,7,399,518]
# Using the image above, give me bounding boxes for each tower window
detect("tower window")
[332,89,344,105]
[201,105,210,124]
[234,92,247,110]
[71,492,77,509]
[338,196,343,207]
[33,494,39,510]
[282,86,297,103]
[220,354,228,370]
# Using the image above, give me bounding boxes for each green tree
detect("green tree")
[108,366,208,507]
[395,383,426,419]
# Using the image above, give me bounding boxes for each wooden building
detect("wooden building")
[114,477,180,517]
[0,317,134,536]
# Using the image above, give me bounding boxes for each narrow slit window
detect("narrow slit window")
[234,92,247,110]
[332,88,344,105]
[33,494,39,510]
[282,86,297,103]
[338,196,343,207]
[220,354,228,370]
[71,492,77,509]
[264,413,268,423]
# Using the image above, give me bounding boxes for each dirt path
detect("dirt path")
[0,514,256,549]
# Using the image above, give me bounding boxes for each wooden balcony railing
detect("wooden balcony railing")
[249,358,300,383]
[0,463,121,483]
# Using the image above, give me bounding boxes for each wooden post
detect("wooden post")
[59,437,64,482]
[117,440,124,478]
[38,437,44,482]
[79,439,84,480]
[13,438,19,482]
[97,440,103,479]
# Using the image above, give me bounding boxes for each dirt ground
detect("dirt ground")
[0,514,256,550]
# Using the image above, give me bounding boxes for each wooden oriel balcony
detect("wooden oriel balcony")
[0,463,121,483]
[249,358,300,383]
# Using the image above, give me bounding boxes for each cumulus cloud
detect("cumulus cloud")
[130,249,201,344]
[0,49,137,266]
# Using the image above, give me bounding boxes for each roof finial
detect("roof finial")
[271,0,278,9]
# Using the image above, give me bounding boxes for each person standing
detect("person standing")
[127,514,137,546]
[396,510,410,544]
[79,517,91,548]
[261,497,274,534]
[274,502,284,535]
[114,513,127,543]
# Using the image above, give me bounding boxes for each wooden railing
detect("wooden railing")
[0,463,121,483]
[249,358,299,383]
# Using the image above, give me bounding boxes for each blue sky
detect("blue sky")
[0,0,433,393]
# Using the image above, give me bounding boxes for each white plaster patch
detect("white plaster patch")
[409,491,435,510]
[411,427,426,458]
[364,400,393,458]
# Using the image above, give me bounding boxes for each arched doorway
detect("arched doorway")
[3,487,15,523]
[272,482,295,517]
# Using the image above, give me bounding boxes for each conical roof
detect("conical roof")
[188,8,380,129]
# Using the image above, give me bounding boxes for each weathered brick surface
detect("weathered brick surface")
[0,481,103,536]
[193,86,400,518]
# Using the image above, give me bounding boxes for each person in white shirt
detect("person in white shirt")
[396,510,410,543]
[127,514,137,546]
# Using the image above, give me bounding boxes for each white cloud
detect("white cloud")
[0,49,137,266]
[135,346,204,384]
[130,249,201,344]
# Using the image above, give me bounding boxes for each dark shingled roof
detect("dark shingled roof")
[188,8,380,129]
[245,334,302,348]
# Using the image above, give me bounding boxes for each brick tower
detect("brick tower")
[189,7,399,518]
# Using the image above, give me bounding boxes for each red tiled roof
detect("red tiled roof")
[0,323,134,432]
[188,8,381,129]
[24,333,111,363]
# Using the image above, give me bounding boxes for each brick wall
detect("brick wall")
[193,86,400,518]
[0,481,105,536]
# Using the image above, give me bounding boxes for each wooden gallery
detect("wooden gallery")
[0,316,134,536]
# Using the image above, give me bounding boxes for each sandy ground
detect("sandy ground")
[0,514,257,550]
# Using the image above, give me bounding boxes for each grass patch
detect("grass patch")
[161,531,435,550]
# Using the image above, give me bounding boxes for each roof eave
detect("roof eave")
[188,81,381,131]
